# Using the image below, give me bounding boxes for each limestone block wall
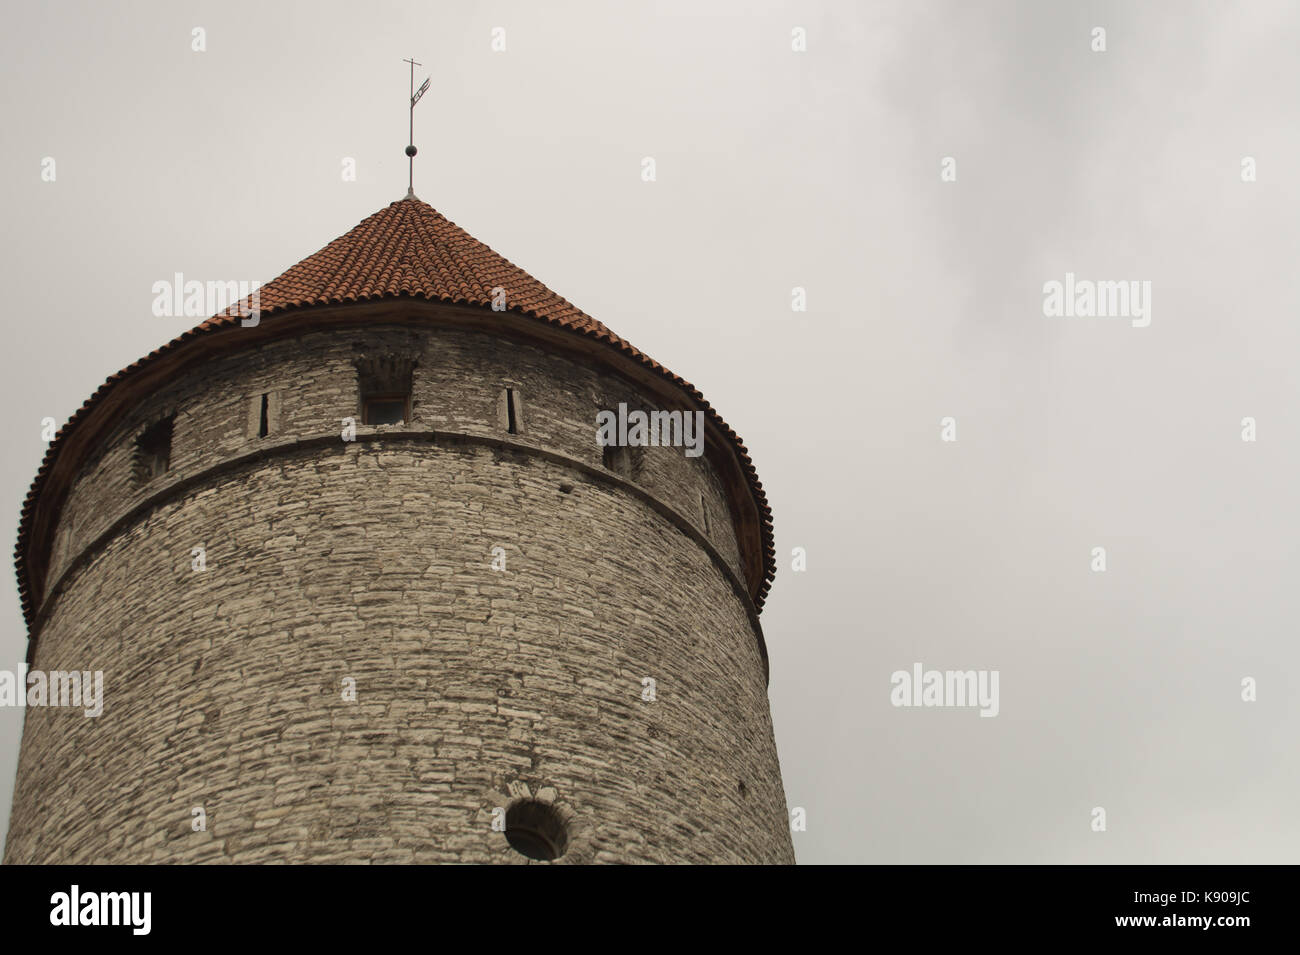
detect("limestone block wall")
[46,321,743,593]
[9,316,791,864]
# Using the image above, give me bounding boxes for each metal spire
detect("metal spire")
[403,57,431,198]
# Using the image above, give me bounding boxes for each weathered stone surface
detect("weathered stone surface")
[6,319,792,864]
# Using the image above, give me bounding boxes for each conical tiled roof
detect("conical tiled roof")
[16,198,775,627]
[205,197,612,336]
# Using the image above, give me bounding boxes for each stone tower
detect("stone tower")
[5,197,790,864]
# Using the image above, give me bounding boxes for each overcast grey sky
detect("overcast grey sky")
[2,0,1297,864]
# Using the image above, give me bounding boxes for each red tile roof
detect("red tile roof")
[206,197,607,334]
[15,197,775,627]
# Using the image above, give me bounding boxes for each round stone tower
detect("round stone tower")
[4,197,790,864]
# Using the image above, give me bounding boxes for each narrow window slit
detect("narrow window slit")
[603,444,630,475]
[258,393,269,437]
[133,415,174,486]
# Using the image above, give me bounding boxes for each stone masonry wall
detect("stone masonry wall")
[47,321,743,594]
[10,317,791,864]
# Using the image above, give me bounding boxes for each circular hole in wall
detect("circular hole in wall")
[505,799,569,861]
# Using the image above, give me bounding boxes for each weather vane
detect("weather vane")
[404,57,431,198]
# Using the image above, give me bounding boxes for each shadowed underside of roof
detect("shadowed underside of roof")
[15,197,776,629]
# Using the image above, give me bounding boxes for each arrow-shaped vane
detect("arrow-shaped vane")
[412,76,430,107]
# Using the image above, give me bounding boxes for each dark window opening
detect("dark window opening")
[603,443,631,476]
[354,354,415,426]
[363,395,407,426]
[506,388,518,434]
[505,800,569,861]
[258,393,269,437]
[134,416,174,486]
